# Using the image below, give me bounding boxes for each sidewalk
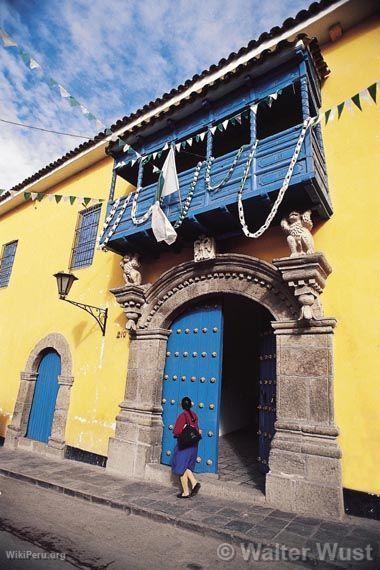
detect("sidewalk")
[0,447,379,567]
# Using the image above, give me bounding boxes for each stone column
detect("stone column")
[107,328,171,477]
[4,372,37,449]
[266,319,344,519]
[47,375,74,457]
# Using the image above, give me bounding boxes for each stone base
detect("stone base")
[266,471,344,519]
[107,437,158,478]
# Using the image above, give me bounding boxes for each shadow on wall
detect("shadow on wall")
[72,319,97,347]
[0,413,11,443]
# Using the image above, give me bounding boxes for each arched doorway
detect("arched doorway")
[26,349,61,443]
[160,296,275,489]
[107,254,344,518]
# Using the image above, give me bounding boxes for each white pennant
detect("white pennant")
[80,104,89,115]
[31,192,38,201]
[151,201,177,245]
[222,119,229,130]
[153,151,158,160]
[123,143,130,152]
[187,137,193,146]
[59,85,70,98]
[270,91,278,101]
[345,99,354,114]
[162,142,169,151]
[131,159,137,167]
[47,195,55,202]
[210,126,217,135]
[29,58,40,70]
[250,104,258,115]
[199,131,206,141]
[62,196,70,203]
[329,107,337,122]
[0,30,17,47]
[359,88,371,104]
[175,143,181,152]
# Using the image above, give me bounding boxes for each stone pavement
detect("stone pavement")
[0,447,379,568]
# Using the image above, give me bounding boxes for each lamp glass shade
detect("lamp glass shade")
[54,271,78,298]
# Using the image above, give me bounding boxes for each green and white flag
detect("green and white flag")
[158,146,179,198]
[151,201,177,245]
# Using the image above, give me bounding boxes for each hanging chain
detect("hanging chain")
[131,158,154,225]
[238,117,314,239]
[205,145,246,192]
[98,193,132,249]
[173,161,204,229]
[97,197,121,249]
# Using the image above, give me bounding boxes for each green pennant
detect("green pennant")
[18,48,30,65]
[325,109,332,125]
[230,117,237,126]
[368,83,377,103]
[217,123,224,132]
[37,193,45,201]
[86,112,96,121]
[83,197,91,206]
[157,151,162,159]
[181,141,187,149]
[337,102,345,119]
[24,192,31,200]
[352,93,362,111]
[55,195,62,203]
[69,196,76,205]
[68,96,80,107]
[195,134,201,142]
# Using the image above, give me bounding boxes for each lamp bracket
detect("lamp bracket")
[63,299,108,336]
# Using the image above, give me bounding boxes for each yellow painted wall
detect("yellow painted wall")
[142,16,380,494]
[1,15,378,494]
[0,157,132,456]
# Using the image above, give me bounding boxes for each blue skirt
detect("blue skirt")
[171,443,198,476]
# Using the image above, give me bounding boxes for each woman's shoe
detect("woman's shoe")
[177,493,191,499]
[190,482,201,497]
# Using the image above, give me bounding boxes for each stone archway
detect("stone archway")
[5,333,74,457]
[107,253,344,518]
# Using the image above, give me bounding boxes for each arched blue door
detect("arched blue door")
[26,350,61,443]
[161,304,223,474]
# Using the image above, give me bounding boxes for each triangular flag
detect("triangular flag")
[48,195,55,202]
[37,193,45,201]
[199,131,206,141]
[86,112,96,121]
[131,159,137,167]
[29,58,40,70]
[58,84,70,98]
[325,109,332,124]
[24,192,31,200]
[162,142,169,151]
[31,192,38,201]
[337,102,345,119]
[175,143,181,152]
[151,201,177,245]
[352,93,362,111]
[55,195,62,203]
[19,48,30,65]
[222,119,229,130]
[68,96,80,107]
[158,147,179,198]
[359,88,371,104]
[181,141,187,149]
[210,126,217,135]
[83,197,91,206]
[187,137,193,146]
[217,123,224,132]
[368,83,377,104]
[69,196,76,205]
[345,99,354,114]
[270,92,278,101]
[236,114,242,124]
[80,105,89,115]
[0,29,18,47]
[153,151,158,160]
[153,166,161,174]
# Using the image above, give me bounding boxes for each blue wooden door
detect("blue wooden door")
[161,304,223,473]
[258,330,276,473]
[26,350,61,443]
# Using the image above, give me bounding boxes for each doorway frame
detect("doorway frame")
[107,253,344,518]
[5,332,74,458]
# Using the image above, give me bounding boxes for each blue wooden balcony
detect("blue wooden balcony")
[100,120,331,255]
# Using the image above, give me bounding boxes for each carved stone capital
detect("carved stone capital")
[111,283,150,332]
[273,253,332,321]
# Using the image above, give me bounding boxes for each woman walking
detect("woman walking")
[172,396,201,499]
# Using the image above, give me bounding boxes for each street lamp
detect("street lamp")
[53,271,108,336]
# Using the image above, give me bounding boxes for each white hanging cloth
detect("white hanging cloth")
[160,147,179,198]
[151,201,177,245]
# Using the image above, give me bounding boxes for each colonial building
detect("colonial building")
[0,0,378,519]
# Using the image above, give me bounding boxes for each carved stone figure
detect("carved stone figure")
[194,235,216,262]
[120,254,142,285]
[281,211,314,257]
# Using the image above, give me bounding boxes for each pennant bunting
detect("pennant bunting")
[222,119,229,130]
[162,142,169,151]
[29,58,40,70]
[368,83,377,104]
[58,84,70,98]
[337,102,345,119]
[31,192,38,201]
[24,192,31,200]
[345,99,354,114]
[187,137,193,146]
[37,193,45,201]
[199,131,207,141]
[69,196,76,205]
[351,93,362,111]
[210,126,217,135]
[55,195,62,204]
[0,29,18,47]
[83,197,91,206]
[325,109,332,125]
[175,143,181,152]
[250,103,258,115]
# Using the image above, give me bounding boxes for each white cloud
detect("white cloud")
[0,0,308,189]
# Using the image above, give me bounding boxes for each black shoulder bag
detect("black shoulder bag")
[178,412,202,450]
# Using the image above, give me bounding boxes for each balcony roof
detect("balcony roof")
[1,0,375,211]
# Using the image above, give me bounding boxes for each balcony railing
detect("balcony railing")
[100,121,331,255]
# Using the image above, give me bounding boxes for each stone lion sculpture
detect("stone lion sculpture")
[120,253,142,285]
[281,211,314,257]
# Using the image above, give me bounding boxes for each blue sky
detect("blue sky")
[0,0,309,190]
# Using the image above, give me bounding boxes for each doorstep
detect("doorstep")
[0,447,379,568]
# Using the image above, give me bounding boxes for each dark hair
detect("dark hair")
[181,397,192,411]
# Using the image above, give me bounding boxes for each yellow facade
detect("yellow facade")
[0,14,378,494]
[0,157,131,456]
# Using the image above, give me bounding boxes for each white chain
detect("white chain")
[97,197,121,249]
[238,117,313,239]
[131,184,153,225]
[98,193,132,249]
[205,145,246,192]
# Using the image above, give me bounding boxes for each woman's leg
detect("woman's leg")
[185,469,198,488]
[179,472,190,496]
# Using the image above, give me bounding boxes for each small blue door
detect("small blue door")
[258,329,276,473]
[26,350,61,443]
[161,304,223,473]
